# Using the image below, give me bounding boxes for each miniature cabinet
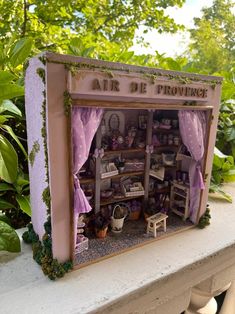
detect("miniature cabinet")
[170,181,190,221]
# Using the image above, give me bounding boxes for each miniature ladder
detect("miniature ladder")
[146,213,168,238]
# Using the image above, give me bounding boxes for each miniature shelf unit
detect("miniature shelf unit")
[170,181,190,221]
[25,52,222,273]
[79,109,184,214]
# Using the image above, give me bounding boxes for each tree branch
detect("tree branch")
[22,0,27,37]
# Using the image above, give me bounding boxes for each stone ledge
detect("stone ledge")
[0,183,234,314]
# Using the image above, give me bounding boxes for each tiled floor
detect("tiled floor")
[75,213,193,266]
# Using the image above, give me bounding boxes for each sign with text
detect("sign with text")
[68,70,210,102]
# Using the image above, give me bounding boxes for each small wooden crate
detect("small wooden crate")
[121,181,145,197]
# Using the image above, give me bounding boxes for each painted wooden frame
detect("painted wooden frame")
[25,52,222,267]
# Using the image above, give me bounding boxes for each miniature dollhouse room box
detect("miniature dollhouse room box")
[25,52,222,275]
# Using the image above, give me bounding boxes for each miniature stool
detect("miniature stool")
[146,213,168,238]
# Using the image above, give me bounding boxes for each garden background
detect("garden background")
[0,0,234,253]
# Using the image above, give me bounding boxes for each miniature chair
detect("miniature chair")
[146,213,168,238]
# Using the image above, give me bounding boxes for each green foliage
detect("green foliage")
[23,222,72,280]
[0,213,11,225]
[9,38,33,68]
[42,187,51,214]
[210,148,235,202]
[212,147,235,184]
[0,172,31,228]
[29,140,40,167]
[0,220,21,252]
[198,207,211,229]
[0,134,18,183]
[0,100,22,116]
[216,100,235,157]
[15,195,31,217]
[188,0,235,74]
[63,91,72,116]
[0,0,185,54]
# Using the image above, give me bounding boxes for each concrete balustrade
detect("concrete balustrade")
[1,183,235,314]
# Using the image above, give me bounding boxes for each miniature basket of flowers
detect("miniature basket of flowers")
[128,200,142,220]
[111,203,129,233]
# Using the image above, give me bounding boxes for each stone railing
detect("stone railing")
[1,183,235,314]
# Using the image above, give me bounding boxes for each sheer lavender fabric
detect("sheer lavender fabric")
[72,107,103,214]
[178,110,206,223]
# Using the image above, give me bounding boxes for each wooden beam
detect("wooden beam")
[72,99,213,111]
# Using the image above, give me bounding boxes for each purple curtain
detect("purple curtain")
[178,110,206,223]
[72,107,103,215]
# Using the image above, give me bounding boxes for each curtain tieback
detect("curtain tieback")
[73,174,81,189]
[146,145,154,154]
[193,163,205,189]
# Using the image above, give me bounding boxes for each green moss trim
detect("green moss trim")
[40,96,49,183]
[23,59,30,76]
[23,223,72,280]
[37,68,46,84]
[29,140,40,167]
[23,65,73,280]
[64,91,72,116]
[102,69,114,78]
[38,56,46,66]
[42,187,51,215]
[49,59,222,87]
[198,206,211,229]
[183,101,197,106]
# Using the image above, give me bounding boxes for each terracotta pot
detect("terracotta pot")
[129,210,141,221]
[144,212,151,222]
[95,227,108,238]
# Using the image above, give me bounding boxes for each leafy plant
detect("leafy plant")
[0,172,31,228]
[216,99,235,158]
[0,219,21,253]
[0,102,27,183]
[210,147,235,202]
[93,212,110,230]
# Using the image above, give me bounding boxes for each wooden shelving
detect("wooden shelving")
[81,111,182,213]
[103,147,145,156]
[100,170,144,181]
[100,194,144,206]
[149,187,170,196]
[152,128,180,134]
[171,207,185,218]
[154,145,179,149]
[80,177,95,184]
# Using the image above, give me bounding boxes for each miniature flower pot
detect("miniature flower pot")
[144,212,151,222]
[95,227,108,238]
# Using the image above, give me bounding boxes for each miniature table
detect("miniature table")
[146,213,168,237]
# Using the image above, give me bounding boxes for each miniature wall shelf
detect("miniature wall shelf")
[25,52,222,278]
